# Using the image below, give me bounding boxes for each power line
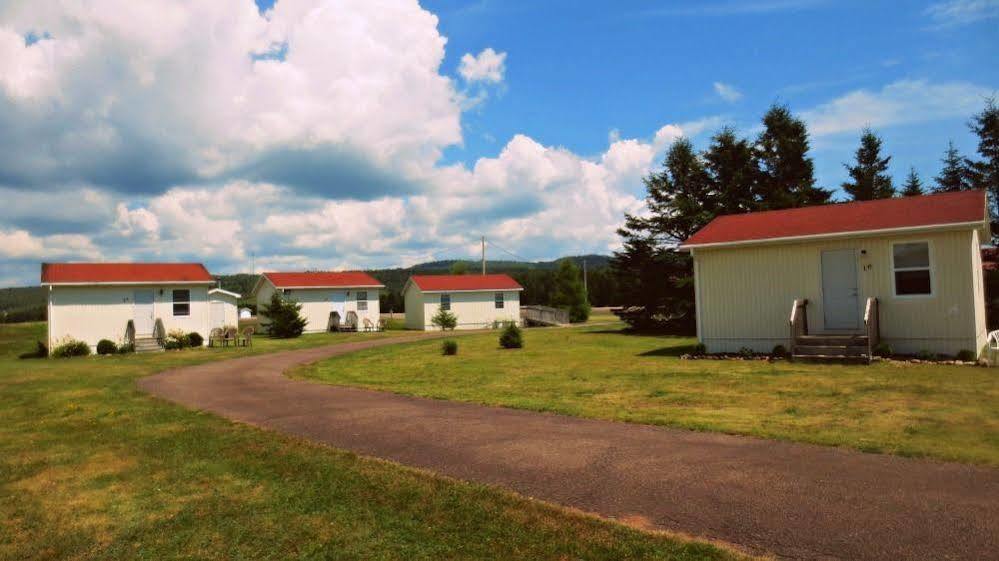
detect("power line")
[487,240,531,263]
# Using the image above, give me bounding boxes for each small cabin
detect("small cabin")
[679,191,990,360]
[251,271,384,333]
[403,274,523,330]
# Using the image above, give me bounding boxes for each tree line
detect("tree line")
[611,99,999,331]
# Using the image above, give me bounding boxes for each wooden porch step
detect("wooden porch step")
[134,337,163,353]
[793,345,869,356]
[791,353,870,364]
[795,335,868,346]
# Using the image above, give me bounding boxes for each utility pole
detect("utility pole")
[481,236,486,275]
[583,259,588,294]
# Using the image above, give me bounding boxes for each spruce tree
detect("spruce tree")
[551,259,590,323]
[755,104,831,209]
[842,128,894,200]
[966,97,999,222]
[638,138,713,243]
[901,167,924,197]
[703,127,758,214]
[934,141,973,192]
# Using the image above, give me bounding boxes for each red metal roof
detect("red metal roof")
[263,271,384,288]
[41,263,213,284]
[681,190,987,248]
[409,274,523,292]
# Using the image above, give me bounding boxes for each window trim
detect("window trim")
[440,293,451,311]
[890,239,935,299]
[494,291,504,309]
[172,289,191,316]
[356,291,368,311]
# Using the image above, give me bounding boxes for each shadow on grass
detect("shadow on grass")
[638,344,702,357]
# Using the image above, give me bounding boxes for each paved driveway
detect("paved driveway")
[139,336,999,561]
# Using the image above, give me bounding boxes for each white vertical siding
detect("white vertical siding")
[411,289,521,331]
[48,284,210,350]
[254,278,381,333]
[695,228,986,356]
[208,292,239,328]
[404,283,425,329]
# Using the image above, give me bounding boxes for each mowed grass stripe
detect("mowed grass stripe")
[0,322,746,561]
[297,325,999,466]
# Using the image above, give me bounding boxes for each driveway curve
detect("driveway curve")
[139,335,999,561]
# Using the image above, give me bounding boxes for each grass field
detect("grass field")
[298,325,999,466]
[0,322,746,561]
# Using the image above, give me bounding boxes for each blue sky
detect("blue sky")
[0,0,996,286]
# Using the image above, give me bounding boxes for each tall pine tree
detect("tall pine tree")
[755,104,831,209]
[842,128,894,200]
[703,127,758,214]
[901,167,924,197]
[637,138,713,243]
[965,98,999,225]
[934,141,973,192]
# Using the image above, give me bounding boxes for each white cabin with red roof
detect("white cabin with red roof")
[251,272,384,333]
[403,274,523,330]
[41,262,217,352]
[679,191,991,360]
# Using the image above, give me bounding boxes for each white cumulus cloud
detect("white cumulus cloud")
[713,81,743,103]
[458,47,507,83]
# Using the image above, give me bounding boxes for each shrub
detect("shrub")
[499,322,523,349]
[117,343,134,354]
[187,332,204,347]
[771,344,787,359]
[52,338,91,358]
[96,339,118,355]
[441,339,458,355]
[18,340,48,359]
[956,349,976,362]
[872,342,893,358]
[164,329,189,350]
[916,349,936,361]
[259,292,307,338]
[692,342,707,355]
[737,346,755,359]
[431,308,457,332]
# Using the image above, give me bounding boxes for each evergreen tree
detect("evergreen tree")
[842,128,894,200]
[259,292,307,338]
[934,141,973,192]
[638,138,713,243]
[609,233,693,332]
[966,97,999,222]
[430,307,457,332]
[755,104,832,209]
[901,167,924,197]
[551,259,590,323]
[703,127,758,214]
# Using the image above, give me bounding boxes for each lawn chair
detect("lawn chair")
[223,326,238,347]
[377,318,387,332]
[362,318,375,332]
[208,327,224,348]
[343,311,358,332]
[240,326,254,347]
[328,311,341,332]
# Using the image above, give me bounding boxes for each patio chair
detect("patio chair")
[240,326,254,347]
[328,311,341,332]
[377,318,387,332]
[362,318,375,332]
[208,327,224,348]
[223,326,238,347]
[343,311,358,332]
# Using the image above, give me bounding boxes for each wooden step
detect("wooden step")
[134,337,163,353]
[795,335,868,346]
[792,354,870,364]
[793,345,869,356]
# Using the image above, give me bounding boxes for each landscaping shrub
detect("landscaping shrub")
[916,349,936,361]
[441,339,458,355]
[259,292,307,338]
[117,343,134,354]
[96,339,117,355]
[187,332,204,347]
[51,338,91,358]
[872,342,892,358]
[18,340,47,359]
[956,349,976,362]
[164,329,189,350]
[737,346,755,359]
[431,308,457,332]
[692,342,707,355]
[771,344,787,359]
[499,322,523,349]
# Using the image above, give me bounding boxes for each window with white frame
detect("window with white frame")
[440,293,451,310]
[494,292,504,308]
[892,242,932,296]
[357,291,368,311]
[173,289,190,316]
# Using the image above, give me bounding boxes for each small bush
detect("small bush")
[441,339,458,355]
[431,308,457,332]
[52,338,91,358]
[499,322,523,349]
[692,342,707,355]
[872,342,893,358]
[18,340,48,359]
[737,346,755,359]
[164,329,189,350]
[96,339,118,355]
[916,349,936,361]
[187,332,204,347]
[117,343,134,354]
[956,349,976,362]
[771,344,787,359]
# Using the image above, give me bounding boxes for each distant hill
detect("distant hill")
[0,255,616,322]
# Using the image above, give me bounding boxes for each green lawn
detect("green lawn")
[0,322,746,561]
[297,325,999,466]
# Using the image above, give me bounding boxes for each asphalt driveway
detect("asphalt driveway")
[139,335,999,561]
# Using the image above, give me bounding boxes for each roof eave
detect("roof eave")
[42,280,215,286]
